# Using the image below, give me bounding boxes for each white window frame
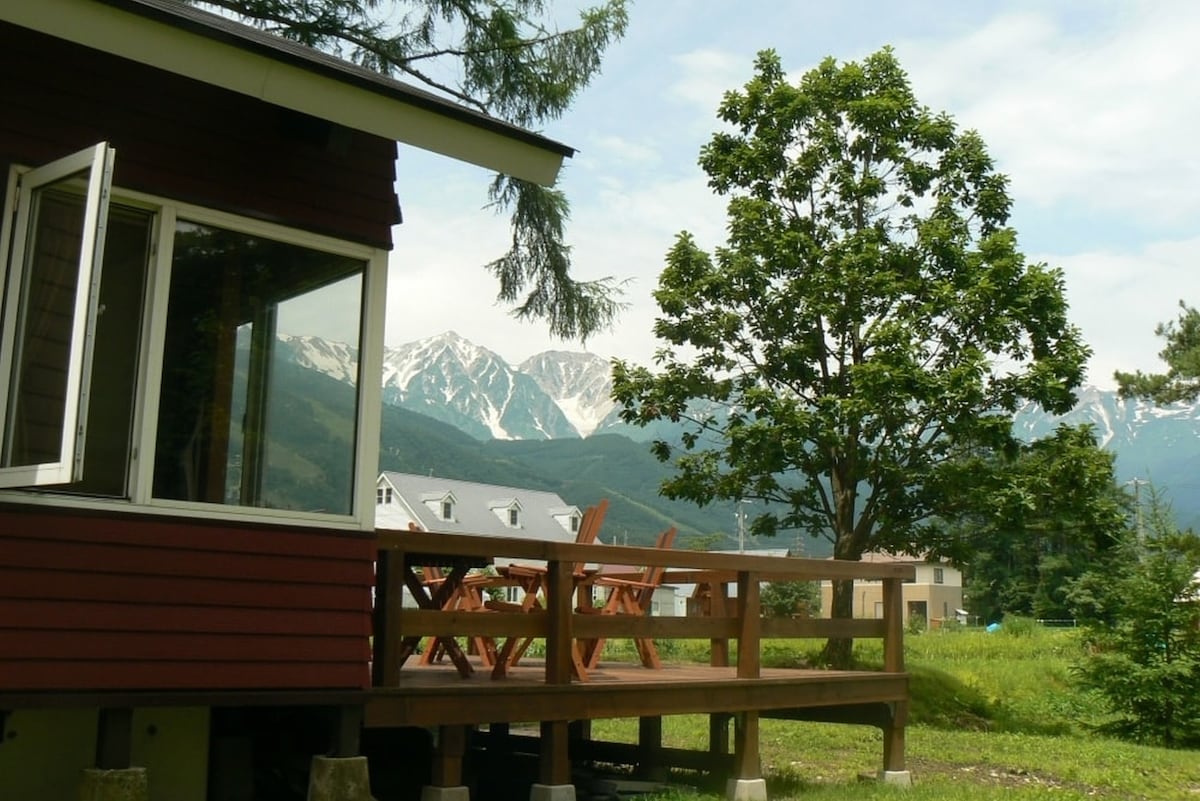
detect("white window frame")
[0,142,114,488]
[0,167,388,531]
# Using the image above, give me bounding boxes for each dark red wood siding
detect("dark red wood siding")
[0,507,376,692]
[0,21,399,248]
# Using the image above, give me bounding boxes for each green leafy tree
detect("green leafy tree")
[611,48,1089,666]
[1072,494,1200,747]
[1115,301,1200,404]
[760,580,820,619]
[932,425,1130,624]
[194,0,629,339]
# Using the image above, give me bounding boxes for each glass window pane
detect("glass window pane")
[4,187,85,466]
[47,204,153,496]
[0,141,114,489]
[152,221,364,515]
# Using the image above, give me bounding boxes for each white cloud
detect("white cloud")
[1049,235,1200,388]
[590,135,662,166]
[384,2,1200,389]
[669,48,748,112]
[898,4,1200,226]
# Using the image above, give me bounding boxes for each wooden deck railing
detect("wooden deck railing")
[372,529,916,687]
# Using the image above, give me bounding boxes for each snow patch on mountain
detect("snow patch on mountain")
[518,350,618,437]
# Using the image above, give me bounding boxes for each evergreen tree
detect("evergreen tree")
[193,0,629,340]
[1073,493,1200,747]
[1115,301,1200,404]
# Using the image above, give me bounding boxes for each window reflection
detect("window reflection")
[153,221,364,515]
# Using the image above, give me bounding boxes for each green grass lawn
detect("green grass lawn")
[586,625,1200,800]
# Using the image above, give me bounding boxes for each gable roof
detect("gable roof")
[378,472,582,543]
[5,0,572,185]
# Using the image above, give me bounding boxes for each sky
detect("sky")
[384,0,1200,389]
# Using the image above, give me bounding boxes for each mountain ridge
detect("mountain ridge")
[280,330,1200,530]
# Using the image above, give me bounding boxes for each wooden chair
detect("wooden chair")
[418,565,499,668]
[486,498,610,679]
[579,525,677,670]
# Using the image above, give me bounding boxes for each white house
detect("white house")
[376,471,584,544]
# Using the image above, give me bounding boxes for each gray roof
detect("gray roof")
[378,472,582,543]
[93,0,574,158]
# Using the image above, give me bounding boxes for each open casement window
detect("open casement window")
[0,143,114,488]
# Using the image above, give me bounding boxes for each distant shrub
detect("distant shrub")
[1001,615,1039,637]
[759,580,820,618]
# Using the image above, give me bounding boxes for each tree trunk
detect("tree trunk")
[820,577,856,668]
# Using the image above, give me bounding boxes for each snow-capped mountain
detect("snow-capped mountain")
[379,332,581,440]
[518,350,618,437]
[275,331,1200,475]
[276,334,359,384]
[1014,385,1200,521]
[275,331,1200,525]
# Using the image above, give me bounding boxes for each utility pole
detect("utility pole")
[736,499,746,553]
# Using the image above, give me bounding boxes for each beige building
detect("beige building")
[819,552,963,626]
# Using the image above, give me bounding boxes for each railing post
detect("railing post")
[544,558,574,685]
[538,559,575,795]
[736,571,760,679]
[710,580,731,668]
[731,570,765,798]
[882,578,904,674]
[881,577,909,782]
[371,549,404,687]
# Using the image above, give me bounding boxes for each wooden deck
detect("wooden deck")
[369,530,915,795]
[368,658,907,728]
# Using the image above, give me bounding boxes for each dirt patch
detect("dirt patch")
[907,756,1132,799]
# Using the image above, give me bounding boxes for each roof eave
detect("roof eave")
[7,0,572,186]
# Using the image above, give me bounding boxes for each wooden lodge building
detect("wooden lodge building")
[0,2,913,800]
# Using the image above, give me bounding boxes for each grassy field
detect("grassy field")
[587,625,1200,800]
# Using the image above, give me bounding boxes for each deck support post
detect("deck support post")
[330,704,363,757]
[732,712,760,779]
[708,713,731,757]
[431,725,468,787]
[635,716,665,780]
[539,720,571,785]
[96,707,133,769]
[533,719,574,801]
[727,712,765,801]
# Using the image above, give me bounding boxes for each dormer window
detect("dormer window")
[442,499,453,521]
[489,497,522,528]
[570,515,580,533]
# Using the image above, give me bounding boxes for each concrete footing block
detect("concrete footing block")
[529,783,576,801]
[79,768,149,801]
[307,756,374,801]
[421,786,471,801]
[726,777,768,801]
[880,770,913,787]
